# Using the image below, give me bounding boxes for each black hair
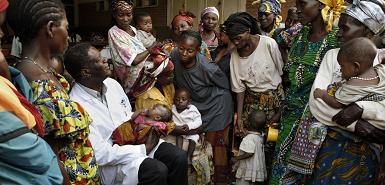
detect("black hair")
[248,110,266,132]
[180,30,202,48]
[63,43,93,81]
[153,104,172,122]
[7,0,65,45]
[338,37,377,70]
[133,11,151,27]
[223,12,261,38]
[175,87,191,100]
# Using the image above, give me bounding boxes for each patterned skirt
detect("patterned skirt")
[306,129,378,185]
[241,84,285,126]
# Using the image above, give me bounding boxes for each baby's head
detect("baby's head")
[337,37,377,80]
[174,88,191,112]
[148,104,172,122]
[134,11,153,33]
[285,7,299,28]
[248,110,266,132]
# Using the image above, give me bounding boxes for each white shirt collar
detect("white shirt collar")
[77,83,108,105]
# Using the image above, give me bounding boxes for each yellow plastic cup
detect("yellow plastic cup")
[267,127,278,142]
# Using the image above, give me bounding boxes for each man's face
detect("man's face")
[86,47,112,80]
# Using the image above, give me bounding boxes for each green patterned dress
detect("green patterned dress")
[269,26,339,185]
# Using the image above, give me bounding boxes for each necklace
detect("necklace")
[349,76,379,81]
[23,56,64,90]
[23,57,54,74]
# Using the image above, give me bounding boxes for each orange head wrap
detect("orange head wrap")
[0,0,8,12]
[171,10,196,29]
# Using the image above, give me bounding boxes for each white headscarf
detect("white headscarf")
[200,7,219,19]
[343,0,385,34]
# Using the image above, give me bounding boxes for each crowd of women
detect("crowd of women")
[1,0,385,184]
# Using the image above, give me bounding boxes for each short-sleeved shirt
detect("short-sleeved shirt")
[235,132,266,182]
[230,36,283,93]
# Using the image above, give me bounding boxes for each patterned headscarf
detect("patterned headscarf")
[199,7,220,32]
[254,0,283,30]
[342,0,385,34]
[112,0,133,13]
[171,10,196,28]
[257,0,281,15]
[319,0,346,32]
[128,46,174,98]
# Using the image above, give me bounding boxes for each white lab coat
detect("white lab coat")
[70,78,147,185]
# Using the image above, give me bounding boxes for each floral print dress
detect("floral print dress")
[30,73,99,184]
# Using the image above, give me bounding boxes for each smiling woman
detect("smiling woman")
[256,0,283,37]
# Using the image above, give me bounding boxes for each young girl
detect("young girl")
[134,11,156,48]
[172,88,202,163]
[314,38,385,126]
[232,110,267,185]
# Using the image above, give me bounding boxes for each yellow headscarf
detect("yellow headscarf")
[319,0,346,32]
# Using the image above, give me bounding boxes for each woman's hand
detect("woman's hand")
[354,119,385,144]
[332,103,363,126]
[147,42,162,54]
[235,118,246,137]
[269,106,283,126]
[187,126,204,135]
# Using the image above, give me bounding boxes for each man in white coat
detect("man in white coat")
[66,43,188,185]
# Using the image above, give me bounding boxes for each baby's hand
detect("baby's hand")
[313,88,327,99]
[230,157,238,164]
[181,124,189,132]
